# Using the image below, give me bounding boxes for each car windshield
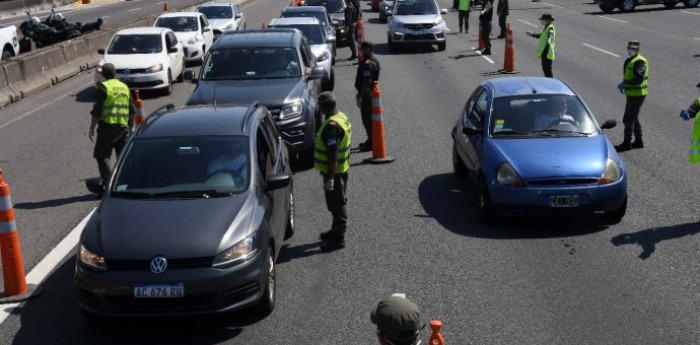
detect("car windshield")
[394,0,438,15]
[270,24,323,44]
[112,136,249,196]
[304,0,345,13]
[202,47,301,80]
[199,6,233,19]
[155,16,198,32]
[282,11,329,27]
[489,94,598,137]
[107,34,162,54]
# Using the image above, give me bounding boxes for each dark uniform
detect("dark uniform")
[616,41,648,151]
[479,0,494,55]
[354,42,380,151]
[345,0,358,59]
[90,63,135,188]
[496,0,508,38]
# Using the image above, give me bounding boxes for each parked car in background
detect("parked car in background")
[386,0,448,51]
[303,0,353,48]
[0,25,19,60]
[96,27,185,95]
[154,12,214,64]
[451,77,627,223]
[77,102,294,318]
[598,0,698,13]
[198,0,247,40]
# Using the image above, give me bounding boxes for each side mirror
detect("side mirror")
[266,173,291,191]
[168,46,178,53]
[203,26,211,32]
[600,119,617,130]
[85,177,104,196]
[440,8,448,14]
[310,66,325,79]
[235,13,242,19]
[332,20,339,25]
[384,10,393,16]
[183,70,197,82]
[462,125,481,135]
[97,48,105,55]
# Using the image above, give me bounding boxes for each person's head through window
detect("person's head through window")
[535,96,576,130]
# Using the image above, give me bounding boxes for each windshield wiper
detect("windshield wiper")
[493,130,531,136]
[149,190,233,199]
[530,129,591,136]
[110,191,153,199]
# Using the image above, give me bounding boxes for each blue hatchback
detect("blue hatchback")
[451,77,627,223]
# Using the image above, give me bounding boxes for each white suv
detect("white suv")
[197,0,247,40]
[387,0,448,51]
[154,12,214,64]
[96,27,185,95]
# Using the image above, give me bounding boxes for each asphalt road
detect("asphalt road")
[0,0,699,343]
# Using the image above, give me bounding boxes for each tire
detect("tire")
[619,0,635,12]
[684,0,699,7]
[437,41,446,51]
[388,34,397,52]
[253,248,276,316]
[1,49,12,61]
[605,195,627,224]
[322,73,335,91]
[664,1,677,8]
[295,147,315,170]
[164,70,173,96]
[284,189,295,240]
[452,144,467,178]
[176,61,184,83]
[477,177,496,223]
[599,3,616,12]
[380,15,387,23]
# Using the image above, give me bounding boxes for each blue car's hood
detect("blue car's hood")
[187,78,302,106]
[492,135,608,180]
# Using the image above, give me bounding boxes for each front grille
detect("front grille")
[107,257,214,271]
[405,23,434,30]
[267,107,282,119]
[105,292,217,310]
[116,68,147,74]
[404,34,434,40]
[129,80,165,88]
[527,178,599,186]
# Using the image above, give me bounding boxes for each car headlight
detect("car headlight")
[186,38,196,45]
[432,20,442,27]
[212,233,258,268]
[317,51,330,62]
[96,65,103,74]
[599,158,621,185]
[496,162,524,187]
[145,63,163,73]
[79,244,107,271]
[281,100,303,120]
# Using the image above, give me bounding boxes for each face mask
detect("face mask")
[540,20,547,26]
[627,49,636,57]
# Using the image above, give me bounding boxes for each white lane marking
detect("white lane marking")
[128,7,142,12]
[0,81,94,131]
[681,10,700,15]
[101,16,110,19]
[596,15,627,23]
[694,37,700,41]
[542,2,564,8]
[472,47,495,63]
[517,19,537,27]
[0,208,95,325]
[581,42,621,58]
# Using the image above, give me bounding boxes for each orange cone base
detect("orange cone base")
[499,69,520,74]
[0,283,42,304]
[363,156,395,164]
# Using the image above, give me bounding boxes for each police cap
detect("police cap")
[318,91,336,106]
[101,63,116,79]
[627,40,640,50]
[371,296,422,344]
[539,13,554,21]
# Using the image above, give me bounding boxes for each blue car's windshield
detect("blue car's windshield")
[490,95,598,137]
[112,136,249,195]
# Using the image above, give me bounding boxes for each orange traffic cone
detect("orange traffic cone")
[478,24,484,50]
[0,169,40,303]
[133,90,145,125]
[356,20,365,63]
[163,1,169,12]
[428,320,445,345]
[502,23,519,74]
[363,81,395,164]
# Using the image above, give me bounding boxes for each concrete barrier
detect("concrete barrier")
[0,64,19,105]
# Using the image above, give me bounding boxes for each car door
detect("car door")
[199,14,214,53]
[256,118,286,247]
[165,31,183,75]
[300,38,320,95]
[459,87,488,177]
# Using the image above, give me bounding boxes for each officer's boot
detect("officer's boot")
[615,129,633,152]
[631,137,644,149]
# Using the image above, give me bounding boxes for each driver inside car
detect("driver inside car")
[534,97,578,131]
[207,140,248,186]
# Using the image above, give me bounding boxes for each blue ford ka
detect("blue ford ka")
[451,77,627,223]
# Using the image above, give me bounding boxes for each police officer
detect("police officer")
[456,0,472,34]
[496,0,508,39]
[679,82,700,166]
[345,0,359,60]
[315,91,352,251]
[355,41,380,152]
[615,40,648,152]
[88,63,135,189]
[371,295,424,345]
[478,0,494,55]
[526,13,555,78]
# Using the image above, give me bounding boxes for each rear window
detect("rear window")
[269,24,323,44]
[107,34,162,54]
[199,6,233,19]
[155,16,198,32]
[304,0,345,12]
[282,11,329,26]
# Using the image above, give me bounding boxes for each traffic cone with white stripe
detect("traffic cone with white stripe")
[134,90,145,125]
[0,169,40,303]
[502,23,519,74]
[356,20,365,63]
[363,82,395,164]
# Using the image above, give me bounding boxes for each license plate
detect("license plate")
[409,31,430,36]
[549,195,579,208]
[134,284,185,298]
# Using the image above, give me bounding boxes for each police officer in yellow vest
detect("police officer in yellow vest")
[615,40,648,152]
[89,63,135,189]
[679,82,700,166]
[456,0,472,34]
[314,91,352,251]
[526,13,555,78]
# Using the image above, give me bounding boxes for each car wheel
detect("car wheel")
[164,70,173,96]
[437,42,446,51]
[380,15,387,23]
[598,2,616,12]
[664,1,678,8]
[176,61,185,83]
[452,144,467,179]
[684,0,699,7]
[1,49,13,61]
[294,147,315,170]
[284,189,295,240]
[477,177,496,223]
[605,195,627,224]
[253,248,276,315]
[388,34,397,52]
[619,0,635,12]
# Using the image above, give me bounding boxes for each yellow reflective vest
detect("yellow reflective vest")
[536,24,555,60]
[314,112,352,174]
[458,0,471,11]
[100,79,131,125]
[690,98,700,165]
[623,54,649,97]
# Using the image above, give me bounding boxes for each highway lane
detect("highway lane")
[0,0,699,343]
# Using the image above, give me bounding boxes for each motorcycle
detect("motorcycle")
[18,9,103,53]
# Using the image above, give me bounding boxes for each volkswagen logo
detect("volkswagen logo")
[150,256,168,274]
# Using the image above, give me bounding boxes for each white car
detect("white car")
[268,17,334,91]
[154,12,214,64]
[0,25,19,60]
[96,27,185,95]
[197,0,246,40]
[387,0,448,51]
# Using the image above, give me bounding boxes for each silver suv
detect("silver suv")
[386,0,448,51]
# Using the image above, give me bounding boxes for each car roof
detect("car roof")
[269,17,321,26]
[135,104,264,138]
[283,5,328,12]
[157,11,200,18]
[115,27,169,35]
[216,29,299,48]
[199,0,235,7]
[486,77,576,97]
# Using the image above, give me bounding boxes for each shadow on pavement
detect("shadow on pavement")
[611,222,700,260]
[13,194,97,210]
[583,5,685,15]
[277,241,324,264]
[74,86,95,103]
[418,173,609,239]
[10,257,254,345]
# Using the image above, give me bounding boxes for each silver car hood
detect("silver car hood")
[208,18,236,30]
[310,44,329,58]
[392,14,441,24]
